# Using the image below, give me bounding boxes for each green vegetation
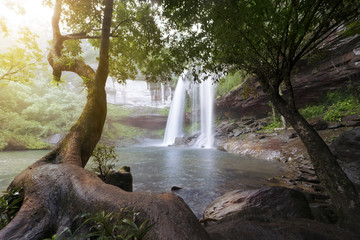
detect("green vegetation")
[0,76,168,151]
[90,145,118,180]
[45,209,153,240]
[0,71,87,151]
[299,89,360,122]
[0,188,22,230]
[261,118,283,133]
[216,71,248,97]
[261,88,360,133]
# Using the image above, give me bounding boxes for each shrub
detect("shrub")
[0,188,23,230]
[45,209,153,240]
[90,144,118,180]
[216,70,248,97]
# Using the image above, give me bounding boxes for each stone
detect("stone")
[206,217,359,240]
[328,123,344,129]
[203,186,313,221]
[104,166,133,192]
[171,186,182,191]
[174,137,186,146]
[309,118,328,130]
[233,129,243,137]
[330,128,360,163]
[289,132,298,139]
[215,36,360,119]
[330,128,360,186]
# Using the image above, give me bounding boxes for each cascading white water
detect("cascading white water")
[163,70,215,148]
[162,74,187,146]
[193,78,215,148]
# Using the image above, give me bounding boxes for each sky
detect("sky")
[0,0,53,51]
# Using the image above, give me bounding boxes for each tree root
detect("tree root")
[0,163,210,239]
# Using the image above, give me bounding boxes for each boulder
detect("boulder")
[330,128,360,163]
[309,118,328,130]
[203,186,313,221]
[206,217,360,240]
[330,128,360,186]
[104,166,133,192]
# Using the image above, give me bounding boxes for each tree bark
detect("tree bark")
[267,86,360,229]
[0,0,210,239]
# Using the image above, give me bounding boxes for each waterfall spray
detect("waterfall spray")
[162,73,188,146]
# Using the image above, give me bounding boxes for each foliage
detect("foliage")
[0,188,23,230]
[261,117,283,133]
[57,0,183,84]
[162,0,360,79]
[0,72,86,150]
[299,105,327,120]
[216,71,247,97]
[299,89,360,122]
[90,145,118,180]
[45,209,153,240]
[0,27,43,86]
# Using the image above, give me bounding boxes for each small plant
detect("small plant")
[91,144,118,180]
[0,188,23,230]
[45,209,153,240]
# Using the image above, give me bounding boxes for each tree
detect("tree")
[0,0,209,239]
[161,0,360,229]
[0,27,43,86]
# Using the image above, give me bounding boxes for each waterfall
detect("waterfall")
[162,74,187,146]
[163,69,215,148]
[193,78,215,148]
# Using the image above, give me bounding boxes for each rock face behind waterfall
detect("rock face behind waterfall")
[215,36,360,119]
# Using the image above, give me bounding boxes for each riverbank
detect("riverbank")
[215,116,360,191]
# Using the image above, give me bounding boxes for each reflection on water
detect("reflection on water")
[0,150,49,192]
[0,147,284,218]
[113,147,283,218]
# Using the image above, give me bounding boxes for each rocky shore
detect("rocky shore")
[192,116,360,239]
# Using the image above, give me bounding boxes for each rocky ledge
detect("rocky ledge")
[215,116,360,194]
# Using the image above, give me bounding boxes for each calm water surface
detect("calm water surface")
[0,147,284,218]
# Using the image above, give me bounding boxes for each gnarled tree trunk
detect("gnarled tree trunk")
[0,0,210,239]
[263,77,360,229]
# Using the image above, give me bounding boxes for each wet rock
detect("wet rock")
[330,128,360,186]
[309,118,328,130]
[344,121,360,127]
[310,204,337,224]
[46,133,64,146]
[171,186,182,191]
[233,129,243,137]
[104,166,133,192]
[174,137,186,146]
[205,217,359,240]
[203,186,313,221]
[244,120,255,125]
[289,132,298,139]
[330,128,360,163]
[328,122,344,129]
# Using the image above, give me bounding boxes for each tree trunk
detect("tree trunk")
[268,89,360,229]
[0,0,210,239]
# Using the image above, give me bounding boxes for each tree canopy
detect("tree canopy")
[0,27,43,86]
[45,0,184,85]
[161,0,360,227]
[162,0,360,83]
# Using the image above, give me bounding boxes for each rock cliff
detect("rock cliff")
[216,35,360,119]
